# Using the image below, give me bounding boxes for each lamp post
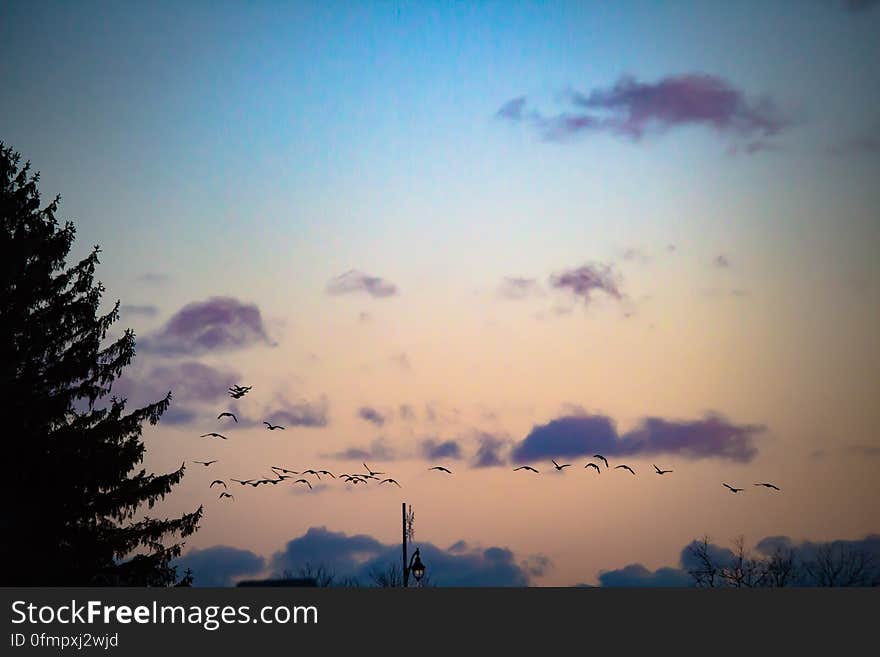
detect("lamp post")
[402,502,427,587]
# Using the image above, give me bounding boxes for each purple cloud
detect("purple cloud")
[139,297,273,356]
[265,398,329,428]
[472,432,509,468]
[358,406,387,427]
[498,74,787,149]
[511,412,764,464]
[420,438,463,460]
[549,263,623,306]
[498,277,541,300]
[327,438,397,461]
[326,270,398,298]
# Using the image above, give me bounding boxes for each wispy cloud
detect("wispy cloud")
[498,277,541,300]
[264,397,329,428]
[549,263,624,306]
[357,406,387,427]
[139,297,273,356]
[498,73,787,151]
[326,270,398,298]
[326,438,397,461]
[472,432,510,468]
[419,438,463,461]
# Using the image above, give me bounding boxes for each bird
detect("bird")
[317,470,336,478]
[615,464,636,475]
[199,433,227,440]
[363,463,385,477]
[209,480,226,488]
[228,385,252,399]
[594,454,609,469]
[754,482,780,491]
[230,478,253,485]
[723,483,744,493]
[551,460,571,471]
[301,469,321,479]
[584,463,601,473]
[356,473,380,481]
[429,466,452,474]
[653,464,673,475]
[263,421,285,430]
[380,478,401,487]
[217,412,238,423]
[271,466,298,475]
[514,466,539,473]
[219,492,234,500]
[193,460,218,466]
[293,479,313,489]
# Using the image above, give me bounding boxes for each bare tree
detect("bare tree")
[719,536,766,587]
[687,535,721,587]
[369,562,403,587]
[803,543,876,587]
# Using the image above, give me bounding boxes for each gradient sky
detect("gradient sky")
[2,0,879,585]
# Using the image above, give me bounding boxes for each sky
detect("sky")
[1,0,879,586]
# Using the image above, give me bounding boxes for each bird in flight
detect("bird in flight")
[754,482,780,491]
[217,412,237,423]
[653,464,673,475]
[615,464,636,475]
[594,454,609,469]
[199,433,227,440]
[230,478,253,486]
[193,460,218,466]
[301,469,321,479]
[358,473,380,481]
[317,470,336,478]
[228,385,252,399]
[363,463,385,477]
[551,460,571,471]
[219,492,234,500]
[271,466,298,475]
[584,463,601,473]
[263,421,285,430]
[209,480,226,488]
[293,479,313,489]
[380,478,401,487]
[344,476,365,485]
[723,483,744,493]
[429,466,453,474]
[514,465,539,473]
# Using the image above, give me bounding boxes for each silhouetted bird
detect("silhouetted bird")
[199,433,227,440]
[754,482,780,491]
[263,422,285,430]
[231,478,253,485]
[615,464,636,475]
[210,480,226,488]
[219,492,234,500]
[723,483,744,493]
[294,479,313,489]
[429,466,453,474]
[594,454,609,469]
[653,464,673,475]
[584,463,601,473]
[217,412,238,422]
[380,478,401,487]
[363,463,385,476]
[551,460,571,471]
[271,466,298,475]
[301,469,321,479]
[514,466,539,473]
[317,470,336,478]
[193,460,218,466]
[357,474,380,481]
[228,385,252,399]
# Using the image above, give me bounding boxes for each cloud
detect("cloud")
[139,297,273,356]
[597,564,693,587]
[549,263,623,306]
[120,304,158,318]
[326,270,398,298]
[472,432,509,468]
[522,554,553,578]
[511,412,764,464]
[713,254,731,268]
[264,398,329,428]
[419,438,463,460]
[327,438,397,461]
[498,74,787,149]
[111,361,240,425]
[398,404,416,421]
[269,527,534,586]
[175,546,265,587]
[358,406,387,427]
[498,277,541,300]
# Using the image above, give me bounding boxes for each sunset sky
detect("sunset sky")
[2,0,878,585]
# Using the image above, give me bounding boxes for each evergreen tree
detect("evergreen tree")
[0,143,202,585]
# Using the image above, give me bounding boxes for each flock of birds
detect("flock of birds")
[191,384,781,502]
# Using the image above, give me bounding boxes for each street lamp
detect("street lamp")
[409,548,426,585]
[402,502,427,587]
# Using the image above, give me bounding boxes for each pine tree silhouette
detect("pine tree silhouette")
[0,143,202,585]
